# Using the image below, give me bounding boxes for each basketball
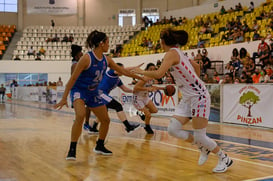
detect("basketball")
[164,85,176,96]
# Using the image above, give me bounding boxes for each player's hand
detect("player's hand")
[54,99,68,110]
[131,67,144,75]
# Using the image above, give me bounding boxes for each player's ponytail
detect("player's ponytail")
[160,28,188,46]
[86,30,107,49]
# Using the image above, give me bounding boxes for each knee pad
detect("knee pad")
[193,128,217,151]
[167,118,189,140]
[107,99,123,112]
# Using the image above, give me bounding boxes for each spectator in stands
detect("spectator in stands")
[237,3,243,11]
[220,73,233,84]
[220,6,226,15]
[197,37,205,48]
[51,19,55,28]
[201,49,211,74]
[252,68,261,83]
[52,34,60,42]
[147,38,153,50]
[212,71,220,83]
[143,16,149,29]
[233,28,244,43]
[14,55,21,60]
[194,49,203,64]
[258,44,271,67]
[253,30,260,41]
[140,37,148,47]
[27,46,35,56]
[227,7,235,13]
[248,2,254,12]
[231,48,241,71]
[39,46,46,55]
[239,47,251,67]
[62,34,69,42]
[253,37,268,61]
[182,17,187,24]
[154,40,161,53]
[213,15,219,24]
[68,34,74,42]
[56,77,63,86]
[259,69,267,83]
[202,73,209,83]
[251,20,260,32]
[242,21,250,33]
[35,55,41,61]
[189,52,195,61]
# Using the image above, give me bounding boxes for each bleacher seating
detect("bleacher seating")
[121,1,273,57]
[0,24,16,59]
[14,25,142,61]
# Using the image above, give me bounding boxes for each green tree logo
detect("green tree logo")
[239,91,260,117]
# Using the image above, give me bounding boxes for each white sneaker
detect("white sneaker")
[198,146,210,165]
[213,154,233,173]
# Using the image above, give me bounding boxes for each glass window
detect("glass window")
[0,0,17,12]
[118,9,136,26]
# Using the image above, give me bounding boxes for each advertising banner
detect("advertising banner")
[223,84,273,128]
[27,0,77,15]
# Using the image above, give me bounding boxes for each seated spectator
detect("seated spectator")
[213,15,219,24]
[212,71,220,83]
[259,69,267,83]
[252,68,261,83]
[182,17,187,24]
[35,55,41,61]
[140,37,148,47]
[154,40,161,53]
[234,77,241,84]
[220,73,233,84]
[39,46,46,55]
[68,34,74,42]
[147,38,153,50]
[14,55,21,60]
[242,21,250,33]
[62,34,69,42]
[202,73,209,83]
[27,46,35,56]
[220,6,226,15]
[52,34,60,42]
[253,30,260,41]
[251,20,260,32]
[258,44,271,67]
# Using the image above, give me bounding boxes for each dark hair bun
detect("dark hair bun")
[71,44,82,57]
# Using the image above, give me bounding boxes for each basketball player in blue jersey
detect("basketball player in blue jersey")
[54,30,144,160]
[71,44,98,134]
[90,63,140,133]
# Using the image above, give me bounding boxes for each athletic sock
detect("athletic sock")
[217,149,225,158]
[97,139,105,146]
[69,142,77,152]
[122,120,131,129]
[92,122,98,129]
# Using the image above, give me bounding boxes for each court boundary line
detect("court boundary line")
[110,135,273,169]
[243,175,273,181]
[5,101,273,150]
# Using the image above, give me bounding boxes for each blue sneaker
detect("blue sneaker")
[83,123,91,131]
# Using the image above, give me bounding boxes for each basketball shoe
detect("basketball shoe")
[213,154,233,173]
[126,123,141,134]
[93,141,112,156]
[198,146,210,165]
[66,149,76,161]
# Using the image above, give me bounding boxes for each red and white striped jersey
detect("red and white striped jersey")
[169,48,208,101]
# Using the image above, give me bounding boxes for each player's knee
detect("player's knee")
[145,112,151,119]
[167,118,189,140]
[193,128,217,151]
[151,108,158,114]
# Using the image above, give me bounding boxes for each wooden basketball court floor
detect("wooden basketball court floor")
[1,100,273,181]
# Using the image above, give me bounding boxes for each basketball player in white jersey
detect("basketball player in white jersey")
[132,28,233,173]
